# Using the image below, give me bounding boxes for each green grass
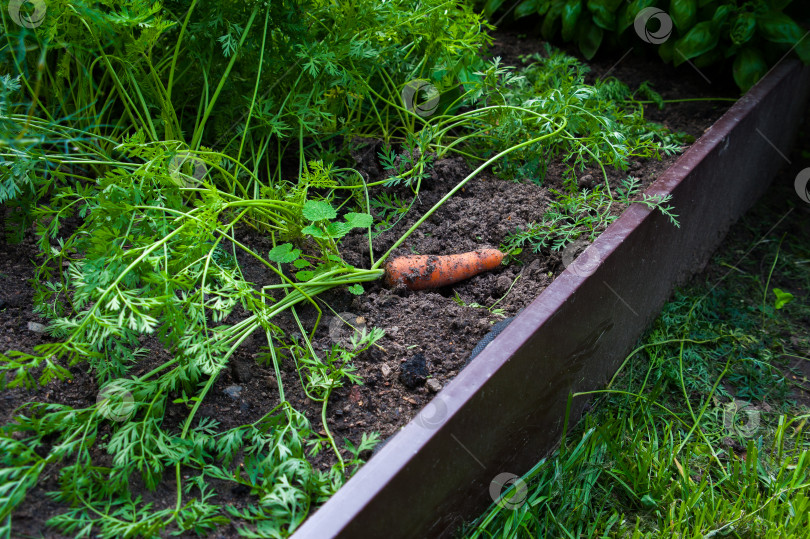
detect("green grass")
[464,188,810,538]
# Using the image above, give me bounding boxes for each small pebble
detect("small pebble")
[27,322,47,333]
[381,364,392,378]
[426,379,442,393]
[578,174,594,189]
[223,385,242,400]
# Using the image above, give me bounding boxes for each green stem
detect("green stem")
[371,117,567,269]
[322,387,344,470]
[190,7,259,149]
[237,6,270,165]
[167,0,200,107]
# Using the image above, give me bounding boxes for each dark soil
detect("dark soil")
[1,32,738,537]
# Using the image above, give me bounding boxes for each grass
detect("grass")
[464,184,810,537]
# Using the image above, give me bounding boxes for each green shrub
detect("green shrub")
[481,0,810,91]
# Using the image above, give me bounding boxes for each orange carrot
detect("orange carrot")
[384,248,505,290]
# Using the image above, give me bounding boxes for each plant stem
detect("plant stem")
[372,117,567,269]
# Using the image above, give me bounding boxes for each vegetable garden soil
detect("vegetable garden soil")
[2,33,742,537]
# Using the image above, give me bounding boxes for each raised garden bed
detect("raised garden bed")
[2,27,805,539]
[290,59,810,538]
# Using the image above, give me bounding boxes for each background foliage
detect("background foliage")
[481,0,810,90]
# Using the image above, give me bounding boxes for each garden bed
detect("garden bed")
[0,34,747,539]
[290,60,810,539]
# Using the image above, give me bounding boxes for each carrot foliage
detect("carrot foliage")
[1,1,688,537]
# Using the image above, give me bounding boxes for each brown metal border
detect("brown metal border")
[293,60,810,538]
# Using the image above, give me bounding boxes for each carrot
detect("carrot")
[384,248,505,290]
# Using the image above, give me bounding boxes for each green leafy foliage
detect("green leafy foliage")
[268,243,302,264]
[479,0,810,90]
[378,132,435,189]
[772,288,794,309]
[502,176,677,254]
[348,283,365,295]
[0,0,694,535]
[734,47,769,90]
[300,200,373,243]
[504,186,616,253]
[670,0,698,32]
[674,20,720,64]
[370,192,413,237]
[465,47,685,184]
[302,200,338,222]
[0,0,492,211]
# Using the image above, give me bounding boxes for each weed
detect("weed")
[370,192,414,238]
[452,275,520,318]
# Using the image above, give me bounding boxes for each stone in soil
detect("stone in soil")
[27,321,47,333]
[399,353,428,389]
[223,385,243,400]
[577,174,594,189]
[426,378,442,393]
